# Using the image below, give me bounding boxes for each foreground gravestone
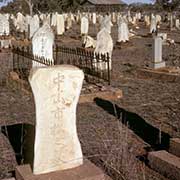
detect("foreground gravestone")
[29,65,84,175]
[32,23,54,67]
[152,36,165,69]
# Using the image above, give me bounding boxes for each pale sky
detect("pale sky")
[0,0,154,8]
[123,0,153,4]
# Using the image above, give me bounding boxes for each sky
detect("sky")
[123,0,153,4]
[0,0,153,8]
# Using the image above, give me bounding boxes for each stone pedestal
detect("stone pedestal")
[152,36,165,69]
[15,160,110,180]
[151,61,166,69]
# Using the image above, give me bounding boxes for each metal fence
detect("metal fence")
[12,45,111,85]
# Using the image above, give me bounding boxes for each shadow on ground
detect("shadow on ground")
[94,98,171,151]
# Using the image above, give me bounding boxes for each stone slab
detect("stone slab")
[137,68,180,83]
[79,88,123,103]
[15,159,111,180]
[148,150,180,180]
[169,138,180,158]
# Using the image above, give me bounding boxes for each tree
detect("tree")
[24,0,33,15]
[154,0,180,11]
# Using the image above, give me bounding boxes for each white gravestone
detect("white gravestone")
[32,23,54,67]
[0,14,9,36]
[29,65,84,175]
[16,12,26,32]
[152,36,165,69]
[81,16,89,35]
[95,28,113,70]
[100,15,113,34]
[92,13,96,25]
[150,15,157,33]
[175,19,180,30]
[66,14,72,30]
[57,14,65,35]
[30,15,40,38]
[51,13,57,27]
[117,17,129,43]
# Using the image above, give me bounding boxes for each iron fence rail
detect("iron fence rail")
[12,45,111,85]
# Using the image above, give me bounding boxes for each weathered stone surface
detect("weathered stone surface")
[29,65,84,175]
[148,150,180,180]
[169,138,180,158]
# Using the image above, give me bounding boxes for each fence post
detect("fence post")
[107,53,111,85]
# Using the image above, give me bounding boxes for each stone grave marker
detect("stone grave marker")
[81,15,89,35]
[32,23,54,67]
[152,36,165,69]
[57,14,65,35]
[95,28,113,70]
[29,65,84,175]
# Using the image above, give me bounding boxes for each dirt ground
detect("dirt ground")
[1,20,180,180]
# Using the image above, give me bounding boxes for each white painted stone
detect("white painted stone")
[92,13,96,25]
[117,17,129,43]
[51,13,57,27]
[81,16,89,35]
[150,14,157,33]
[82,35,96,48]
[29,65,84,175]
[16,12,26,32]
[32,23,54,67]
[152,36,165,69]
[175,19,180,29]
[95,28,113,70]
[66,14,72,30]
[57,14,65,35]
[0,14,9,36]
[100,15,113,34]
[30,15,40,38]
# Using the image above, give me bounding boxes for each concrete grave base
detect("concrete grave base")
[137,67,180,83]
[79,88,123,103]
[15,159,111,180]
[151,61,166,69]
[148,150,180,180]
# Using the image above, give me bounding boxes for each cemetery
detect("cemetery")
[0,0,180,180]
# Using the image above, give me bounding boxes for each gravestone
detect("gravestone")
[51,13,57,27]
[150,14,157,33]
[92,13,96,25]
[0,14,9,36]
[152,36,165,69]
[30,15,40,38]
[95,28,113,70]
[81,16,89,35]
[32,23,54,67]
[57,14,65,35]
[66,14,72,30]
[175,19,180,30]
[100,15,113,34]
[117,17,129,43]
[29,65,84,175]
[16,12,26,33]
